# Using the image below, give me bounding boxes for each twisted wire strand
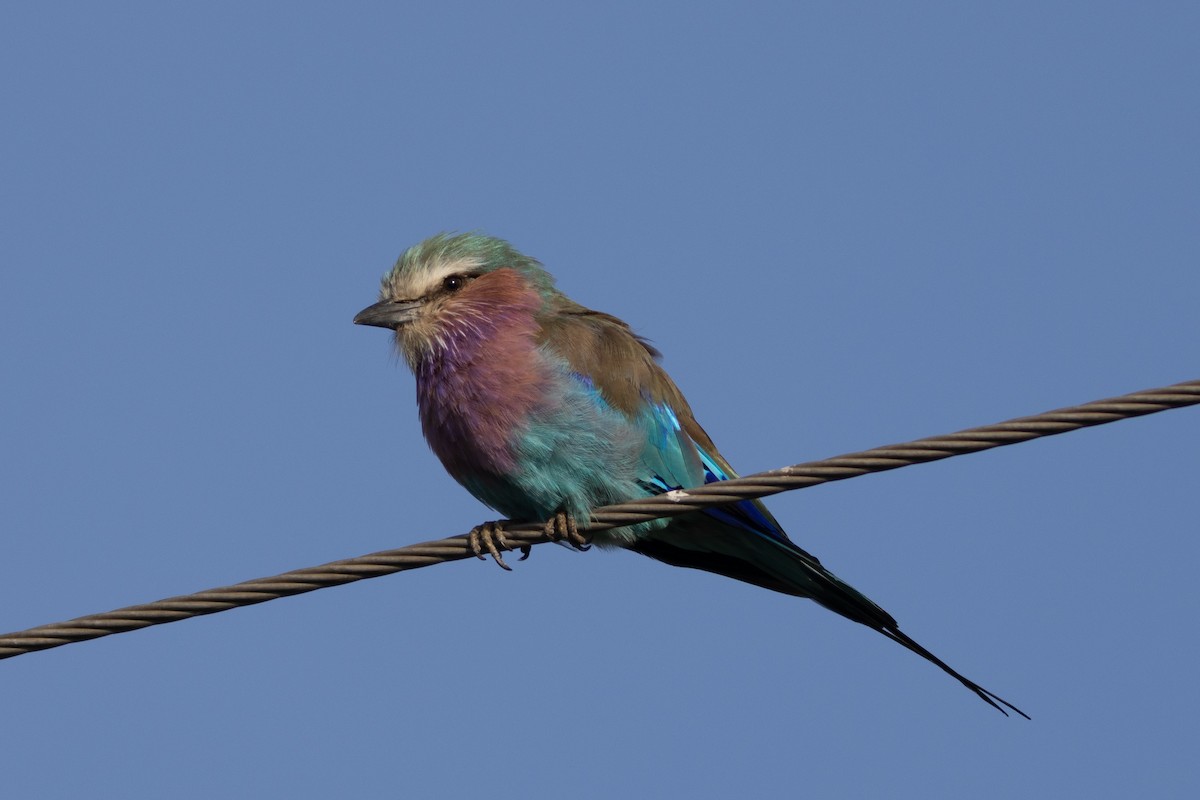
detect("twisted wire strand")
[1,378,1196,661]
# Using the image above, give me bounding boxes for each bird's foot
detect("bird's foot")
[468,520,516,571]
[544,510,590,551]
[515,511,588,561]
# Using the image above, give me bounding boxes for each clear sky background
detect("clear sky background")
[2,3,1197,798]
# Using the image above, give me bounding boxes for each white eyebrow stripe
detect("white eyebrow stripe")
[391,256,484,300]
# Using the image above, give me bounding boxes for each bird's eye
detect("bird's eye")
[442,274,466,292]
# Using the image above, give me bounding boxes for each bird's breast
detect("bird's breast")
[414,308,550,480]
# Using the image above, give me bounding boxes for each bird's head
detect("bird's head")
[354,232,558,366]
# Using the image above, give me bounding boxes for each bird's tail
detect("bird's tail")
[629,513,1029,718]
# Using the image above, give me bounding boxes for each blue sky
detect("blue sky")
[2,3,1198,797]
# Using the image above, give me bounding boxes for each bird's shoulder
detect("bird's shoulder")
[536,299,718,454]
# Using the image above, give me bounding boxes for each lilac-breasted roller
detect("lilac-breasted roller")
[354,232,1027,718]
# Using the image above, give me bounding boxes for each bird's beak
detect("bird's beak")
[353,299,422,330]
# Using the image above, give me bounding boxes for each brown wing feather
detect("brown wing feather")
[537,300,720,454]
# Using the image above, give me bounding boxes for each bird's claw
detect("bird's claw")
[544,511,590,551]
[468,513,588,569]
[468,521,514,571]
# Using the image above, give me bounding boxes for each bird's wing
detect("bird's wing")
[538,303,792,545]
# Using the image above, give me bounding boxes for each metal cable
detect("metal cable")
[1,378,1196,662]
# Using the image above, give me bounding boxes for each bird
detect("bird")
[354,232,1028,718]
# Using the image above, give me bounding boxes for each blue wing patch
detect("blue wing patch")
[636,399,791,547]
[563,372,791,547]
[694,448,791,545]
